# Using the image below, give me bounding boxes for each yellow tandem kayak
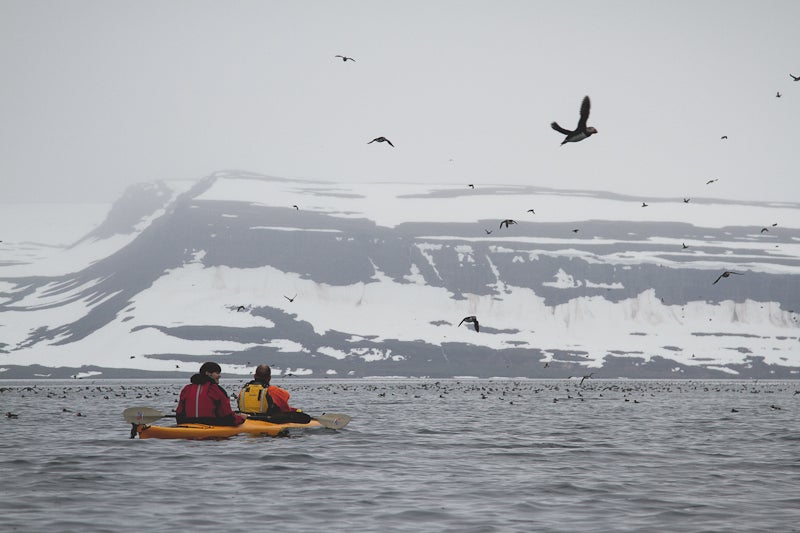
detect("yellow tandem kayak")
[122,406,351,440]
[136,418,324,439]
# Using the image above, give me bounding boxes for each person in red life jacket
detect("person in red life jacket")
[176,362,247,425]
[237,364,300,415]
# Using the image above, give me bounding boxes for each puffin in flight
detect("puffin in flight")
[368,136,394,147]
[551,96,598,145]
[712,271,744,285]
[458,316,479,332]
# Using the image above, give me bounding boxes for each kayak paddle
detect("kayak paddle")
[122,406,351,429]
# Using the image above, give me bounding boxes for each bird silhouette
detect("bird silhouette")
[237,305,245,312]
[720,135,728,139]
[284,294,297,302]
[760,227,769,233]
[458,316,479,332]
[6,412,19,419]
[579,373,595,385]
[368,136,394,147]
[335,55,355,62]
[499,219,517,229]
[772,223,778,227]
[527,209,536,214]
[642,202,648,207]
[572,229,579,233]
[776,91,782,98]
[551,95,597,145]
[706,178,718,185]
[682,243,689,249]
[712,271,744,285]
[791,74,800,81]
[684,198,691,203]
[484,229,493,234]
[468,184,475,189]
[292,205,299,210]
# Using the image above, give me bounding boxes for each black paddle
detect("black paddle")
[122,406,351,429]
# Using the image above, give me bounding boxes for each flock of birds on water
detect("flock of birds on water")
[2,380,798,422]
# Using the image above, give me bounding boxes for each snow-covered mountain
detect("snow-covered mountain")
[1,171,798,379]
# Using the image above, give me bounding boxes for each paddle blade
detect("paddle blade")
[314,413,351,429]
[123,406,167,424]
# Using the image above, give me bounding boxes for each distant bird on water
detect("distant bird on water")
[712,271,744,285]
[776,91,782,98]
[6,412,19,419]
[335,55,355,62]
[642,202,648,207]
[706,178,718,185]
[791,74,800,81]
[368,136,394,147]
[499,219,517,229]
[551,95,598,145]
[458,315,480,332]
[682,243,689,249]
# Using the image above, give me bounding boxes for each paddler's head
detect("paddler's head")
[254,364,271,384]
[199,361,222,383]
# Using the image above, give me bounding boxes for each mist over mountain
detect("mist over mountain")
[1,171,798,379]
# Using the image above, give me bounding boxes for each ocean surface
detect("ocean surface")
[1,378,798,532]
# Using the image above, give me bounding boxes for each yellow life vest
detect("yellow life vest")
[237,382,274,414]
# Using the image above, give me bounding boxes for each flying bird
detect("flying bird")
[791,74,800,81]
[642,202,648,207]
[284,294,297,302]
[579,372,595,386]
[484,229,493,234]
[572,229,579,233]
[712,271,744,285]
[292,205,299,210]
[720,135,728,139]
[682,243,689,249]
[368,136,394,147]
[458,316,479,332]
[706,178,718,185]
[772,223,778,226]
[468,184,475,189]
[527,209,536,214]
[237,305,245,312]
[684,198,691,203]
[551,95,598,145]
[760,227,769,233]
[499,219,517,229]
[776,91,782,98]
[335,55,355,62]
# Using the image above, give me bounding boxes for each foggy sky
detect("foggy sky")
[1,0,799,204]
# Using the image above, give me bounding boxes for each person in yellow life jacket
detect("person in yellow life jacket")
[237,364,300,415]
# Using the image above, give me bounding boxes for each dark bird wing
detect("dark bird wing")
[550,121,572,135]
[577,96,591,130]
[385,138,394,147]
[473,319,479,332]
[457,317,467,328]
[712,273,724,285]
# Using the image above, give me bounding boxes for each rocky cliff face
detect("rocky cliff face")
[1,171,798,378]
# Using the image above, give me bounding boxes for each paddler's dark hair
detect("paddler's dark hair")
[254,364,271,382]
[199,362,222,375]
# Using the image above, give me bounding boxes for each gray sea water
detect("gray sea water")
[1,378,798,532]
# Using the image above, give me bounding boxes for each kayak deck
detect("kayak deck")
[136,418,324,440]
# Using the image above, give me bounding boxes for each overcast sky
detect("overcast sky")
[2,0,799,204]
